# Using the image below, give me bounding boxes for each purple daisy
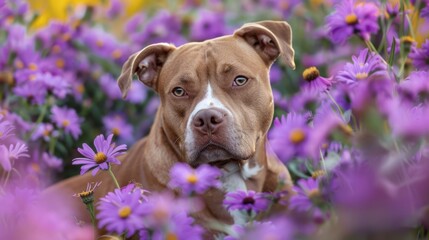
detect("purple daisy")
[223,190,269,213]
[270,64,282,84]
[141,212,204,240]
[326,0,380,44]
[190,10,226,41]
[0,117,14,141]
[102,114,134,143]
[99,74,122,100]
[289,178,323,213]
[0,142,29,172]
[72,134,127,176]
[301,66,333,92]
[336,48,388,85]
[50,106,82,139]
[397,71,429,104]
[409,39,429,70]
[97,186,147,237]
[42,152,63,171]
[421,5,429,19]
[169,163,221,195]
[31,123,59,142]
[268,113,312,162]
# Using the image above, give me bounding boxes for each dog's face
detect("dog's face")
[117,21,295,167]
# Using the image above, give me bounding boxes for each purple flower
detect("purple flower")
[223,190,269,213]
[268,113,311,162]
[106,0,123,18]
[136,10,185,46]
[0,142,29,172]
[397,71,429,104]
[326,0,379,44]
[336,48,388,85]
[13,81,47,105]
[270,64,282,84]
[0,184,94,240]
[421,5,429,19]
[0,117,14,141]
[72,134,127,176]
[42,152,63,171]
[103,114,134,143]
[190,10,226,41]
[97,185,147,237]
[31,123,58,141]
[302,66,333,92]
[289,178,322,213]
[140,212,204,240]
[388,103,429,138]
[409,39,429,70]
[50,106,82,139]
[99,74,122,100]
[169,163,221,195]
[126,81,147,103]
[141,192,200,228]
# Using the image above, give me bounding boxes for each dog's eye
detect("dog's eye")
[233,76,248,86]
[172,87,187,97]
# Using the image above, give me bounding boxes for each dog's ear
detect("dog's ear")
[234,21,295,69]
[117,43,176,98]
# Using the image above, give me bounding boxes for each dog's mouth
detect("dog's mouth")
[190,141,236,167]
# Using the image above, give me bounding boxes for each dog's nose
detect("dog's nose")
[192,109,225,135]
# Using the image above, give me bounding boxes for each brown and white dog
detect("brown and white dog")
[48,20,295,237]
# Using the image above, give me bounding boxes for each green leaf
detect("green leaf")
[388,38,396,66]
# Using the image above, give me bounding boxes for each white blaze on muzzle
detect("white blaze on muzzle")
[184,83,233,157]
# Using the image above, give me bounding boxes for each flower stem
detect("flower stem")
[85,202,96,229]
[108,164,120,189]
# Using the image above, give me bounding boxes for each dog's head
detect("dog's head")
[117,21,295,167]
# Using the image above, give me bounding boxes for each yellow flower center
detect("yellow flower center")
[31,163,41,173]
[289,128,306,144]
[43,129,51,137]
[112,127,120,136]
[52,45,61,54]
[302,66,320,82]
[312,170,326,179]
[111,49,122,59]
[78,190,92,198]
[339,124,353,136]
[166,232,178,240]
[186,173,198,184]
[56,59,65,68]
[153,208,169,222]
[0,71,14,86]
[96,40,104,47]
[29,63,38,71]
[307,188,321,199]
[400,36,414,44]
[345,13,358,25]
[118,206,132,219]
[94,152,107,164]
[62,120,70,127]
[61,33,71,41]
[77,84,85,94]
[0,132,3,137]
[355,72,368,80]
[29,74,37,81]
[15,59,24,69]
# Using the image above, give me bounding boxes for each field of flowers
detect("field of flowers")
[1,0,429,239]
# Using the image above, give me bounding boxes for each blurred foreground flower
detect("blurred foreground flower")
[169,163,221,195]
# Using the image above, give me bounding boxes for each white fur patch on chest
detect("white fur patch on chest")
[241,162,263,180]
[220,162,248,225]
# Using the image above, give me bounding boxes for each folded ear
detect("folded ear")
[117,43,176,98]
[234,21,295,69]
